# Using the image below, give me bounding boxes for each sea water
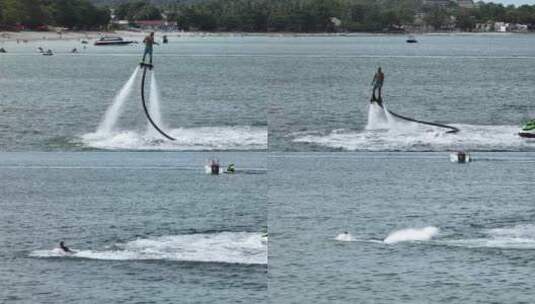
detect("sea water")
[269,152,535,303]
[0,152,267,303]
[0,36,268,151]
[264,34,535,151]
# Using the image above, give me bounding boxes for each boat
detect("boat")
[406,35,418,43]
[519,119,535,138]
[42,49,53,56]
[450,151,471,163]
[94,36,134,46]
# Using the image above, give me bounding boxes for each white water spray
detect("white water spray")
[96,67,140,135]
[384,226,439,244]
[366,103,419,132]
[365,102,389,130]
[146,72,165,137]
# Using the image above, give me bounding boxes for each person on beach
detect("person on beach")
[371,67,385,101]
[59,241,72,253]
[142,32,158,66]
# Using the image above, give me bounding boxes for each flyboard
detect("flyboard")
[139,62,175,140]
[371,96,459,134]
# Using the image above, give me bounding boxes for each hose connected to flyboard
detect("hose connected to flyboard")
[140,66,176,140]
[374,98,459,134]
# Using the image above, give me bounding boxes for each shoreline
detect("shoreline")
[1,29,532,43]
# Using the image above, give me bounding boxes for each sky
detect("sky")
[489,0,535,5]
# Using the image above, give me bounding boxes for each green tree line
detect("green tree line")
[0,0,109,29]
[171,0,535,32]
[2,0,535,32]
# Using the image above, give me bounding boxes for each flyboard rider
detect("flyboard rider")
[371,67,385,104]
[141,32,158,68]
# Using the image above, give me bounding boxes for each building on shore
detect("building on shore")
[475,22,529,32]
[111,20,178,31]
[133,20,178,31]
[423,0,475,8]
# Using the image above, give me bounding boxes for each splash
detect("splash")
[443,224,535,250]
[365,102,389,130]
[80,126,267,150]
[366,102,425,132]
[96,67,140,135]
[30,232,267,265]
[294,101,535,151]
[384,226,439,244]
[293,124,531,151]
[335,232,355,242]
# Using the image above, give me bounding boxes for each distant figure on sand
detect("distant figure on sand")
[142,32,158,66]
[59,241,72,253]
[371,67,385,102]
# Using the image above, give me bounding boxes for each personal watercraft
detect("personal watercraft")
[519,119,535,138]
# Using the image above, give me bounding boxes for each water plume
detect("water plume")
[97,67,140,135]
[146,72,165,137]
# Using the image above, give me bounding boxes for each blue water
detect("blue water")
[0,152,267,303]
[269,152,535,303]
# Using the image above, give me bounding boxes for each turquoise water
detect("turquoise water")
[0,152,267,303]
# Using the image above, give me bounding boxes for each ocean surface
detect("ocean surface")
[269,152,535,303]
[0,36,268,151]
[266,34,535,151]
[3,34,535,152]
[0,152,267,304]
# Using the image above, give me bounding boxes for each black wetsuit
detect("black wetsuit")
[60,243,72,253]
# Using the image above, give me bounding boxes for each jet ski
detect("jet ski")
[518,119,535,138]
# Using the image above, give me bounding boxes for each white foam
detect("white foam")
[96,67,140,135]
[443,224,535,250]
[294,124,530,151]
[384,226,439,244]
[335,232,355,242]
[30,232,267,265]
[80,126,267,150]
[294,101,534,151]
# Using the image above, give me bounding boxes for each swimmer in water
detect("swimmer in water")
[59,241,72,253]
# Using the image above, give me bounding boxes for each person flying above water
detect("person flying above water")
[141,32,158,67]
[59,241,72,253]
[371,67,385,102]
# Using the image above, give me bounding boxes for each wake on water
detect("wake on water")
[30,232,267,265]
[81,67,267,150]
[294,102,534,151]
[335,224,535,250]
[441,224,535,250]
[335,226,439,244]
